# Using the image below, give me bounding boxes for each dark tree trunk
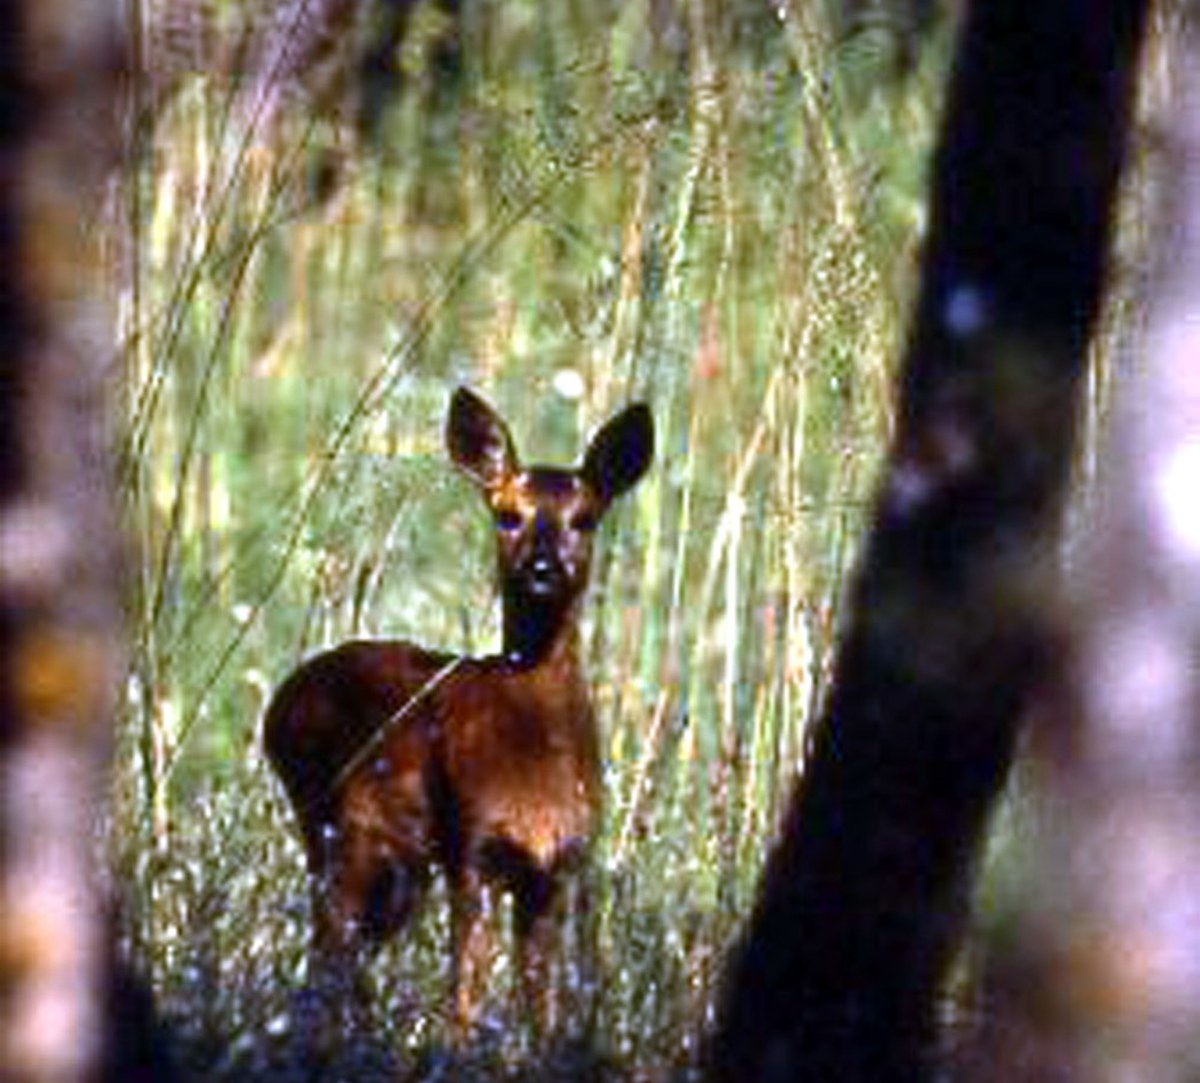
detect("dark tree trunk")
[966,13,1200,1081]
[0,3,126,1081]
[708,4,1150,1081]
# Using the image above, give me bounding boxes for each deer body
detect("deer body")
[263,387,653,1032]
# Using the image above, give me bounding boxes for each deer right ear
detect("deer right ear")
[582,402,654,504]
[447,387,518,489]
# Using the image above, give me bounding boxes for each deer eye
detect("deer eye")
[570,510,598,532]
[495,508,523,532]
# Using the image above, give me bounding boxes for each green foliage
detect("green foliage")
[111,1,950,1076]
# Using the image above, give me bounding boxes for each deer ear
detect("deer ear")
[447,387,518,489]
[582,403,654,504]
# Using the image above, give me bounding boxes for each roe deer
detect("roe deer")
[263,386,653,1034]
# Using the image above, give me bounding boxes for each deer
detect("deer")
[262,386,654,1037]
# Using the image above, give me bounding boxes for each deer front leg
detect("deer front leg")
[514,870,562,1039]
[449,866,489,1039]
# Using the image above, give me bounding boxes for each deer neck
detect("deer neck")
[502,590,583,674]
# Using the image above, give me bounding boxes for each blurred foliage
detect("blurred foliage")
[109,0,957,1075]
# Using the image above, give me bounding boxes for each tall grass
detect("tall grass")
[109,1,949,1076]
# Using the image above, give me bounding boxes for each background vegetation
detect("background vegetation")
[109,1,965,1077]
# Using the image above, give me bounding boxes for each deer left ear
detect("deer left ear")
[582,402,654,504]
[447,387,519,490]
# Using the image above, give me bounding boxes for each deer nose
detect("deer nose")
[529,562,556,595]
[527,517,561,593]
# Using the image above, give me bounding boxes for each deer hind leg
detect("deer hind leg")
[308,818,425,1031]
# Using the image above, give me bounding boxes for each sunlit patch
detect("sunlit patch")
[886,460,933,514]
[553,369,585,401]
[1154,438,1200,562]
[1097,816,1200,1024]
[884,418,976,516]
[944,283,988,338]
[1091,615,1188,759]
[0,500,70,592]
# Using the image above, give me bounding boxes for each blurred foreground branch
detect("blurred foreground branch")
[0,3,126,1081]
[969,18,1200,1082]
